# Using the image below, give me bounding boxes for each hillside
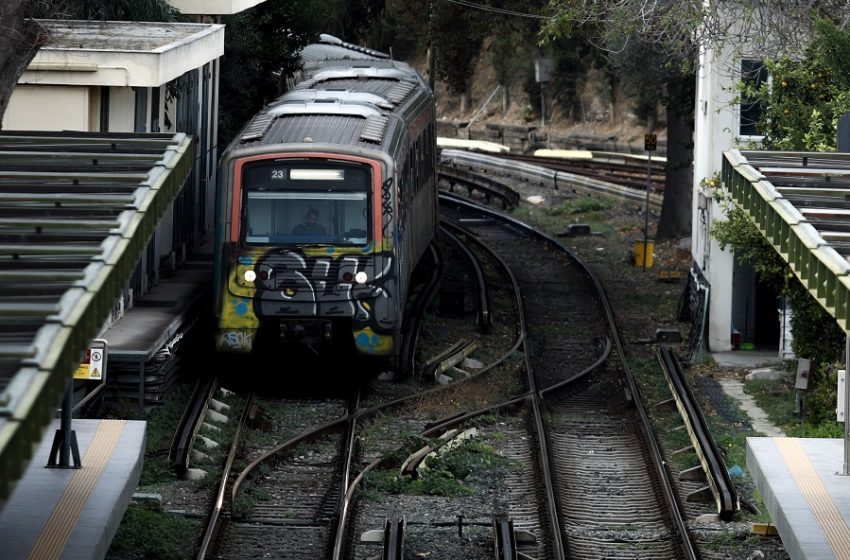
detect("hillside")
[418,38,666,150]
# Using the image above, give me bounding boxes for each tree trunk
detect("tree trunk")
[657,72,695,240]
[501,82,510,114]
[0,3,47,128]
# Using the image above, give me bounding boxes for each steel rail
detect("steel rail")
[493,514,518,560]
[440,223,492,331]
[381,517,405,560]
[436,197,567,560]
[438,165,520,209]
[332,392,362,560]
[658,346,739,520]
[440,148,663,212]
[196,392,255,560]
[438,190,699,559]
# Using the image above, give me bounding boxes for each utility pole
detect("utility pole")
[535,56,553,129]
[643,133,657,270]
[428,0,435,90]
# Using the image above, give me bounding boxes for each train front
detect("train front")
[214,153,398,358]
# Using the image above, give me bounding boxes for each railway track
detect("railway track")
[440,149,664,212]
[198,397,352,559]
[439,192,697,559]
[162,168,737,559]
[503,151,667,192]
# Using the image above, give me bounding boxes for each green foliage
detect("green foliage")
[785,286,845,363]
[381,1,430,59]
[109,501,199,559]
[362,436,509,499]
[712,19,850,365]
[25,0,177,20]
[710,188,844,363]
[218,1,323,146]
[424,438,509,479]
[537,30,605,121]
[547,196,612,215]
[800,362,843,426]
[431,2,488,96]
[745,374,798,429]
[746,365,842,438]
[745,18,850,151]
[709,192,787,294]
[317,0,386,46]
[132,383,192,486]
[703,532,765,554]
[785,420,844,438]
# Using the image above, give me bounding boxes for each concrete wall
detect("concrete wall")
[692,34,765,351]
[3,86,91,130]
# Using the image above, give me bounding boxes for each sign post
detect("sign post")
[643,134,657,270]
[795,358,811,418]
[48,339,109,469]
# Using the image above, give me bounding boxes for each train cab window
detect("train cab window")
[241,161,371,246]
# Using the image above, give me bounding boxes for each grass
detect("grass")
[109,501,199,559]
[361,435,512,499]
[702,531,766,553]
[745,369,845,438]
[135,383,193,486]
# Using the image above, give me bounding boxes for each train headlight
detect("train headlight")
[244,270,257,282]
[355,271,368,284]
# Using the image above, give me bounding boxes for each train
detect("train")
[213,35,437,364]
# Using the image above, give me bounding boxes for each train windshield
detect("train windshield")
[241,161,371,246]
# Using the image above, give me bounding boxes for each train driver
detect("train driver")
[291,207,327,236]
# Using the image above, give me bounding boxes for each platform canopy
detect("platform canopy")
[0,131,193,501]
[723,150,850,334]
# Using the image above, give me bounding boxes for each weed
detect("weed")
[362,436,510,498]
[108,501,199,559]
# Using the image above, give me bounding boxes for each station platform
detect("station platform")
[747,437,850,560]
[0,419,145,560]
[0,256,210,558]
[107,256,211,359]
[104,255,212,407]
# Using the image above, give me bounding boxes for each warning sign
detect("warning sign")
[73,343,107,380]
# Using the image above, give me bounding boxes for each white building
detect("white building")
[691,15,803,357]
[3,19,227,299]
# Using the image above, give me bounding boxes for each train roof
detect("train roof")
[234,56,431,154]
[299,34,390,63]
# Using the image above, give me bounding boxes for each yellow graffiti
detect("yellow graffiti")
[353,326,393,355]
[220,264,260,329]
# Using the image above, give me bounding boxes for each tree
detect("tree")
[540,0,850,240]
[747,18,850,152]
[0,2,48,127]
[431,1,489,111]
[217,1,323,146]
[25,0,176,21]
[712,18,850,367]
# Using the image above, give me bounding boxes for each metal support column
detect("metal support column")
[46,386,81,469]
[844,337,849,475]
